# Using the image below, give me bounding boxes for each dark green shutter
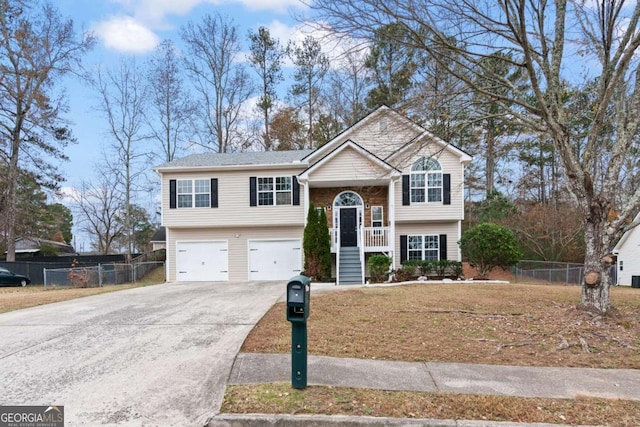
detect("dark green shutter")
[249,177,257,206]
[402,175,410,206]
[293,176,300,206]
[400,235,407,263]
[443,174,451,205]
[439,234,447,260]
[211,178,218,208]
[169,180,176,209]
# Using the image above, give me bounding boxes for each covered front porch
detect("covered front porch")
[308,186,396,285]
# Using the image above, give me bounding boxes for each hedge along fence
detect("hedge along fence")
[398,259,464,281]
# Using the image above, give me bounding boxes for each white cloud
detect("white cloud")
[56,186,81,204]
[93,16,160,53]
[117,0,306,29]
[238,0,305,14]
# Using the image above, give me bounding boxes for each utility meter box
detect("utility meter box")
[286,275,310,323]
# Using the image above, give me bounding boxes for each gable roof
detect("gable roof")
[301,105,404,162]
[14,237,76,254]
[612,213,640,253]
[298,139,401,183]
[384,129,473,166]
[303,105,472,166]
[155,149,314,172]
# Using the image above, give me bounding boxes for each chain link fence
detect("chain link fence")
[515,260,617,286]
[43,261,164,289]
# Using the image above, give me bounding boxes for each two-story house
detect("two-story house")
[154,106,472,284]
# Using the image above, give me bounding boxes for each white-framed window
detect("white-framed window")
[258,176,292,206]
[177,179,210,208]
[407,235,439,261]
[410,157,442,203]
[371,206,384,235]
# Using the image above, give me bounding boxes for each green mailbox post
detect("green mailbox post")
[286,275,310,389]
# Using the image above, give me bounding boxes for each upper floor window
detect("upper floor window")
[177,179,210,208]
[258,176,292,206]
[410,156,442,203]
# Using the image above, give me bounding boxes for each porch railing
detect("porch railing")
[329,227,390,252]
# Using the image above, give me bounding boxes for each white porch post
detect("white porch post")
[302,180,309,225]
[388,178,397,269]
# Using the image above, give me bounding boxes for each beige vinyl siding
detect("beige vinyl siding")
[161,167,305,228]
[394,222,460,269]
[309,146,391,183]
[167,225,303,281]
[341,110,422,159]
[395,146,466,222]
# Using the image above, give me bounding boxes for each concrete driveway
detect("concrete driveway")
[0,281,285,426]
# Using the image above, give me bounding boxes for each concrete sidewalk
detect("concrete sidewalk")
[209,352,639,426]
[228,353,640,400]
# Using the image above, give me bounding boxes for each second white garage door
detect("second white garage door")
[176,241,228,281]
[248,239,302,281]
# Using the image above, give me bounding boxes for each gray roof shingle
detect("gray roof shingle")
[156,149,314,169]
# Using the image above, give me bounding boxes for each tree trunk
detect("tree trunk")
[579,207,613,314]
[485,122,495,195]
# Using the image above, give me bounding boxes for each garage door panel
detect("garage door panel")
[176,241,228,281]
[249,240,302,281]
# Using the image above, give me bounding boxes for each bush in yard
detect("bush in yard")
[417,260,435,276]
[449,261,463,279]
[368,254,392,283]
[434,260,449,277]
[393,263,417,282]
[459,222,521,278]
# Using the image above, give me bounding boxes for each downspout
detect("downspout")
[389,176,398,272]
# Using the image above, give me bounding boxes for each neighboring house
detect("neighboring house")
[149,227,167,251]
[612,220,640,286]
[154,106,472,284]
[13,237,76,257]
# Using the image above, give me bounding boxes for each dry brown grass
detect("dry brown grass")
[242,282,640,368]
[0,266,165,314]
[225,282,640,424]
[222,383,640,426]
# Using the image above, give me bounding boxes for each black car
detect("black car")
[0,267,31,287]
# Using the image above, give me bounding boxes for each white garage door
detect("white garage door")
[176,241,228,281]
[249,239,302,281]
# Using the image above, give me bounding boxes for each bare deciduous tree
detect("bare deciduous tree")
[146,39,196,163]
[325,49,370,128]
[181,13,254,153]
[94,59,150,261]
[0,0,94,261]
[71,175,124,255]
[311,0,640,314]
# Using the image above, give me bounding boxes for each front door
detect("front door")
[340,208,357,247]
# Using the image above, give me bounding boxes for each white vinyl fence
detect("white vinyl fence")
[44,261,164,289]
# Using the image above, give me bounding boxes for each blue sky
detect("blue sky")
[57,0,311,187]
[50,0,323,248]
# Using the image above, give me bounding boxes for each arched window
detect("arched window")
[334,191,363,207]
[410,156,442,203]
